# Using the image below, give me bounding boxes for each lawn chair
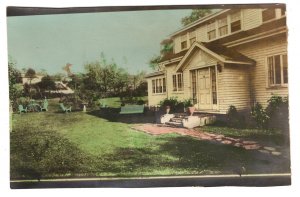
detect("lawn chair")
[40,100,48,111]
[59,103,71,113]
[18,105,27,114]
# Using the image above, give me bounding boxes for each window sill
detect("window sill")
[266,85,288,90]
[172,91,184,94]
[152,93,167,96]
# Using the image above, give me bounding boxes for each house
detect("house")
[146,7,288,115]
[21,73,44,85]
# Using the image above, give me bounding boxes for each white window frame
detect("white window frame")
[230,11,242,33]
[207,21,216,40]
[218,17,228,37]
[151,77,166,94]
[172,73,184,92]
[266,53,288,88]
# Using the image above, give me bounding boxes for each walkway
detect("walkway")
[132,124,282,155]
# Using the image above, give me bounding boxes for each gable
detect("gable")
[181,48,218,71]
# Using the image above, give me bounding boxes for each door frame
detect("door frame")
[190,65,219,111]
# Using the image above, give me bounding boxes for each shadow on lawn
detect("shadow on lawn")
[87,108,157,124]
[11,129,290,180]
[99,136,290,176]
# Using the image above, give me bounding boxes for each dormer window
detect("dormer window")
[207,21,216,40]
[189,31,196,45]
[262,8,276,22]
[218,17,228,37]
[181,34,187,50]
[230,11,241,32]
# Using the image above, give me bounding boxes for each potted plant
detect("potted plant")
[183,99,195,116]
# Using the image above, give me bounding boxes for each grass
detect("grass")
[198,124,289,146]
[10,99,290,180]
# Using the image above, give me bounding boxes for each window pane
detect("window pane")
[191,70,197,104]
[207,21,215,31]
[268,56,274,85]
[211,68,217,104]
[231,20,241,32]
[163,78,166,92]
[219,26,228,36]
[208,30,216,40]
[262,8,276,22]
[181,41,187,49]
[152,80,155,93]
[274,55,281,84]
[283,54,288,84]
[230,11,241,22]
[172,75,177,91]
[178,74,183,91]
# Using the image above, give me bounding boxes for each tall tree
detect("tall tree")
[181,9,212,26]
[8,60,22,102]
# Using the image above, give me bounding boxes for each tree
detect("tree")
[37,75,56,91]
[25,68,36,85]
[149,55,161,71]
[8,60,22,103]
[181,9,212,26]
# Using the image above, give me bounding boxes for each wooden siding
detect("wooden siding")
[173,36,182,54]
[196,25,208,42]
[218,65,251,114]
[232,35,288,107]
[242,9,262,30]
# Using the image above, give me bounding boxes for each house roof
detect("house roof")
[159,50,187,63]
[175,41,255,72]
[145,71,165,78]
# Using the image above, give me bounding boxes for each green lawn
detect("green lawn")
[10,99,290,180]
[99,96,147,108]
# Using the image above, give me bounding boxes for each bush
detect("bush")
[266,96,289,132]
[251,103,269,129]
[159,97,180,113]
[227,105,245,128]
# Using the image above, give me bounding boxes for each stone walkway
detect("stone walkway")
[132,124,282,156]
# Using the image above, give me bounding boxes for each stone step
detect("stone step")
[170,117,184,123]
[165,121,183,127]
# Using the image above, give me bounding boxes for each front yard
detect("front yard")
[10,100,290,180]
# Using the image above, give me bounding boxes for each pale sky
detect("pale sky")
[7,9,191,75]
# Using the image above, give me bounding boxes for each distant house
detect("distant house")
[21,73,44,85]
[145,7,288,114]
[49,81,74,94]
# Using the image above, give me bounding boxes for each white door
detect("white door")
[197,68,211,110]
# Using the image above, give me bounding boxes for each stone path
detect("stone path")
[132,124,282,155]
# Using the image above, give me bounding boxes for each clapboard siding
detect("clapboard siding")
[196,25,208,42]
[218,66,251,114]
[173,36,182,54]
[242,9,262,30]
[232,35,288,107]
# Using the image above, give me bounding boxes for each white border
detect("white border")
[1,0,299,196]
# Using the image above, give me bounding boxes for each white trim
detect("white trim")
[224,26,287,48]
[169,9,231,38]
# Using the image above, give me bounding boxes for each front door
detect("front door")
[197,68,211,109]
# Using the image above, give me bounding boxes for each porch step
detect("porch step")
[165,121,183,127]
[170,117,184,123]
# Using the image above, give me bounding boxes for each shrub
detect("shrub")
[227,105,245,128]
[183,98,193,108]
[251,103,269,129]
[266,96,289,132]
[159,97,180,113]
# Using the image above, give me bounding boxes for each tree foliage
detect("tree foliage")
[8,60,22,103]
[149,55,161,71]
[181,9,212,26]
[37,75,56,91]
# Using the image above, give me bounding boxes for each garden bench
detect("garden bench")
[119,105,144,114]
[18,105,27,114]
[40,100,48,111]
[59,103,72,113]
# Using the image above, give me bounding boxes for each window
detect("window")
[218,18,228,37]
[211,68,217,104]
[181,34,187,50]
[191,70,197,104]
[181,41,187,50]
[172,73,183,92]
[230,11,241,32]
[189,31,196,45]
[152,77,166,94]
[262,8,276,22]
[207,21,216,40]
[267,54,288,86]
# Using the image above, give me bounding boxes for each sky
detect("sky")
[7,9,192,75]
